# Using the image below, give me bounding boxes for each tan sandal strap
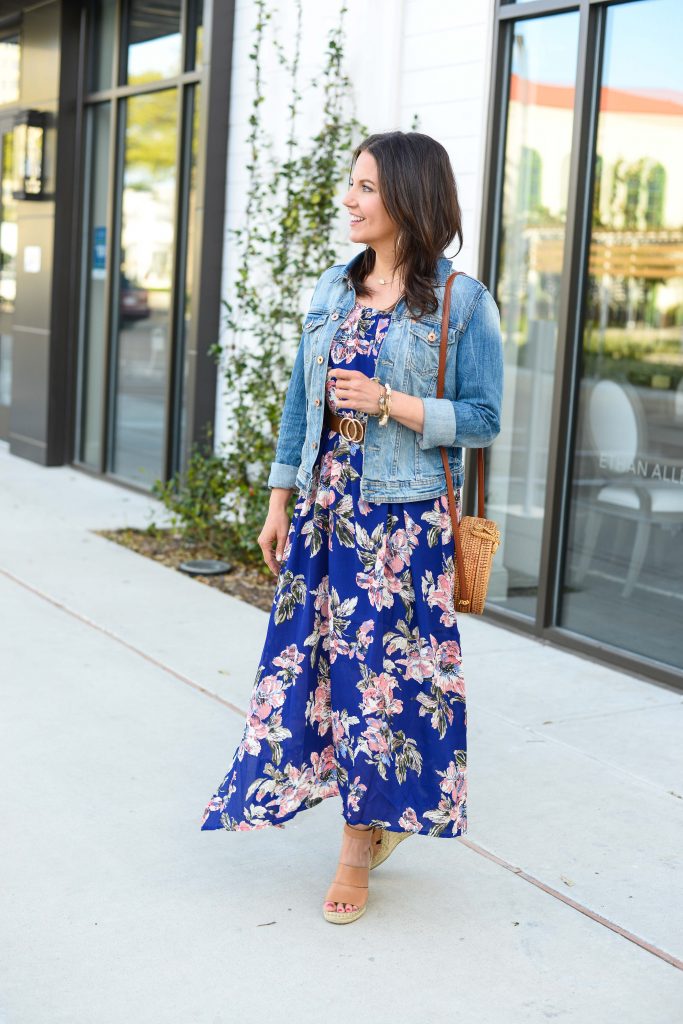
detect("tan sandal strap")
[343,823,372,839]
[325,880,368,906]
[334,862,369,888]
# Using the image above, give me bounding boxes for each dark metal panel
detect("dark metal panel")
[46,0,87,465]
[535,0,603,629]
[184,0,234,461]
[9,326,49,457]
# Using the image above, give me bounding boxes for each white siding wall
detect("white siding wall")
[215,0,494,443]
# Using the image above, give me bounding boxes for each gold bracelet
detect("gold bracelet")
[378,382,392,426]
[371,376,385,418]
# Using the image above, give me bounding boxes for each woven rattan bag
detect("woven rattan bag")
[437,271,501,614]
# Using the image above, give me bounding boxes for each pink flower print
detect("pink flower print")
[374,316,391,346]
[310,681,332,733]
[436,495,453,541]
[317,487,336,510]
[252,673,287,718]
[270,763,316,817]
[358,497,372,516]
[431,637,465,697]
[330,710,346,747]
[398,807,423,833]
[360,673,404,718]
[319,450,343,491]
[238,715,269,758]
[201,795,224,825]
[362,717,391,756]
[426,571,457,626]
[327,630,351,663]
[272,644,305,677]
[340,302,363,333]
[439,760,460,798]
[356,538,405,610]
[400,644,436,684]
[316,743,338,779]
[348,619,374,662]
[346,775,367,813]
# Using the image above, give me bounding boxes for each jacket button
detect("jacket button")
[427,330,437,341]
[316,354,323,363]
[315,398,320,406]
[311,441,317,448]
[331,312,339,320]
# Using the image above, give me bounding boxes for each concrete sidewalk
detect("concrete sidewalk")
[1,441,681,1024]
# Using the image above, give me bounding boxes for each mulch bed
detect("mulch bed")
[96,528,278,612]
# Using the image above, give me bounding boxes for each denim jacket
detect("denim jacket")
[267,251,504,502]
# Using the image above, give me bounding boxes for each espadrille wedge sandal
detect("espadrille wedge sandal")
[323,823,373,924]
[369,827,412,870]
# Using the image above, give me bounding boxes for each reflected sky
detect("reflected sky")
[513,0,681,93]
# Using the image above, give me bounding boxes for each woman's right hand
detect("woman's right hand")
[259,488,294,575]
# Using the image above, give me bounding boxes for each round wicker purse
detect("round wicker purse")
[438,271,501,614]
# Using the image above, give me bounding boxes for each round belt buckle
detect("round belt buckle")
[339,415,364,442]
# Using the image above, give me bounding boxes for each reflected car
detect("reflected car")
[119,273,150,321]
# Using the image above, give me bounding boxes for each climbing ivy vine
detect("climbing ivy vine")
[152,0,367,567]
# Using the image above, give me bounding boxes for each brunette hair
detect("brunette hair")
[347,131,463,320]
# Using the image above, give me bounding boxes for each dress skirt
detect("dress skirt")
[200,302,467,839]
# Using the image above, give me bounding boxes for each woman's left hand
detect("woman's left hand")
[327,368,384,415]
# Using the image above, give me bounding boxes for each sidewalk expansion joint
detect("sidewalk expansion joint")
[3,564,681,972]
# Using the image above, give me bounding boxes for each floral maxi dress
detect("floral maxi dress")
[200,301,468,839]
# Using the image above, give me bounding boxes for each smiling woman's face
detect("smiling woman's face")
[342,150,397,250]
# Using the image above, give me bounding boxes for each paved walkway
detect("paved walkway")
[1,442,681,1024]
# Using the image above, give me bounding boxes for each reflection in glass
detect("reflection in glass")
[487,12,580,616]
[0,334,11,408]
[91,0,117,92]
[193,1,204,67]
[0,131,17,313]
[177,86,200,472]
[78,103,112,468]
[0,34,20,105]
[127,0,182,84]
[111,89,178,486]
[561,0,683,670]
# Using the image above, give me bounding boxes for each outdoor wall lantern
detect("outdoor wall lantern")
[12,110,48,200]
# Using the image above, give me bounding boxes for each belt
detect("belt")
[323,407,366,443]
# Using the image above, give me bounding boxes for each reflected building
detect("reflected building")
[0,0,681,688]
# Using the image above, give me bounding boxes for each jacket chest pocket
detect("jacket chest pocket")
[407,320,458,381]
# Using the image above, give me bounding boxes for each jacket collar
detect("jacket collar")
[334,250,454,288]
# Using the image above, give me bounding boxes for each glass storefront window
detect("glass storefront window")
[487,11,580,616]
[111,88,178,485]
[91,0,117,92]
[126,0,182,85]
[0,34,20,106]
[78,102,112,468]
[193,1,204,67]
[561,0,683,670]
[177,85,200,471]
[0,130,17,313]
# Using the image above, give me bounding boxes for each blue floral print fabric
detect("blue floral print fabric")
[201,301,467,839]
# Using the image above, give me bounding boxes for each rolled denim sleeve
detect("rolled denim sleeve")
[267,326,307,489]
[417,286,503,450]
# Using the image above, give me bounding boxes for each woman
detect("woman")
[201,131,504,925]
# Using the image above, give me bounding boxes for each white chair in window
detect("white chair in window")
[573,378,683,598]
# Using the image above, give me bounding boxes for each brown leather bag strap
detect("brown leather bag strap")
[437,271,487,610]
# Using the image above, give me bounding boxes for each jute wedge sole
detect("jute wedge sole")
[323,823,372,925]
[370,827,411,870]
